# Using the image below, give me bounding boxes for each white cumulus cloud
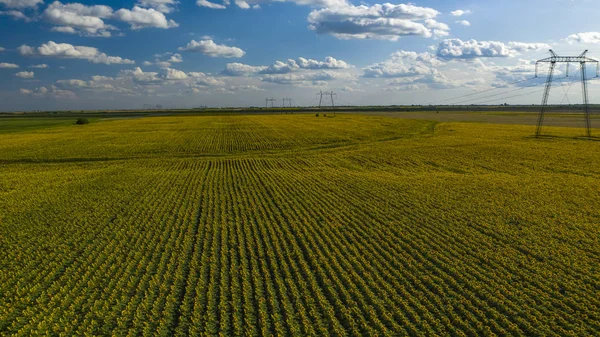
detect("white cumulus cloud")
[162,67,188,80]
[43,1,115,37]
[179,39,245,58]
[308,3,447,41]
[0,62,19,68]
[187,72,225,86]
[41,2,179,35]
[196,0,226,9]
[200,0,351,10]
[50,26,77,33]
[18,41,135,65]
[259,56,351,74]
[437,38,518,59]
[17,44,35,56]
[566,32,600,44]
[168,53,182,63]
[117,67,226,88]
[137,0,178,13]
[436,39,551,59]
[221,56,351,76]
[0,9,32,21]
[361,50,488,90]
[424,19,450,37]
[142,52,182,67]
[229,84,264,92]
[221,62,267,76]
[143,60,172,67]
[20,85,76,99]
[455,20,470,27]
[20,87,46,96]
[450,9,471,17]
[507,42,551,52]
[363,50,442,78]
[46,1,113,18]
[261,70,354,86]
[296,56,351,70]
[15,71,34,78]
[56,78,135,94]
[113,6,178,29]
[0,0,43,9]
[118,67,162,84]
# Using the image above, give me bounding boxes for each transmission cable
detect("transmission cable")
[465,78,579,105]
[458,75,580,105]
[454,75,583,106]
[559,78,576,105]
[427,77,536,105]
[476,88,547,105]
[448,79,545,105]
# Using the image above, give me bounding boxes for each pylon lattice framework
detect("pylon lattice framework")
[535,49,599,137]
[265,98,276,108]
[317,90,336,109]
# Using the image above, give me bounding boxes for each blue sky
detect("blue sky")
[1,0,600,110]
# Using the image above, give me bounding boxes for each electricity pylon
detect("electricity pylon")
[282,98,293,107]
[535,50,599,137]
[265,98,276,108]
[317,91,337,108]
[317,91,337,116]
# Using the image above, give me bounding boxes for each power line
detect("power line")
[427,59,594,106]
[427,77,536,105]
[450,80,546,105]
[559,76,577,105]
[444,75,582,106]
[472,87,547,105]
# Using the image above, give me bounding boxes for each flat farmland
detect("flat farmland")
[366,110,600,129]
[1,114,599,336]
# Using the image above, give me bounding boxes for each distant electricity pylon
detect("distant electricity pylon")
[317,91,337,116]
[143,104,163,110]
[265,98,276,108]
[535,49,599,137]
[317,91,336,108]
[282,98,293,107]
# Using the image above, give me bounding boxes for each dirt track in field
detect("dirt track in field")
[360,111,600,128]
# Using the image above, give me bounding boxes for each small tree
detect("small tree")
[75,118,89,125]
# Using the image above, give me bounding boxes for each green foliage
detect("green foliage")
[75,117,89,125]
[1,114,600,336]
[0,118,75,134]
